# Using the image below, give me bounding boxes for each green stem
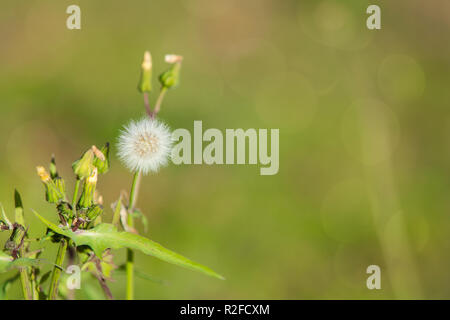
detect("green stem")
[48,239,68,300]
[19,267,32,300]
[126,171,141,300]
[18,236,32,300]
[151,87,168,118]
[30,268,39,300]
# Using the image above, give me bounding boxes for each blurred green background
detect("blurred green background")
[1,0,449,299]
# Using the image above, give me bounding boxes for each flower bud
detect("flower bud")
[57,202,73,221]
[49,155,58,179]
[77,168,98,209]
[159,54,183,89]
[4,224,26,254]
[93,143,110,174]
[54,178,66,198]
[36,166,64,204]
[137,51,152,93]
[86,205,103,221]
[72,149,95,179]
[14,189,25,227]
[36,166,51,183]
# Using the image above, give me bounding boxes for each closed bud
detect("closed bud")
[165,54,183,64]
[86,205,103,221]
[49,155,59,179]
[36,167,64,204]
[57,202,73,221]
[93,143,110,174]
[54,178,66,199]
[77,168,98,209]
[72,149,95,179]
[36,166,51,183]
[159,54,183,89]
[46,186,61,204]
[4,224,26,254]
[138,51,152,93]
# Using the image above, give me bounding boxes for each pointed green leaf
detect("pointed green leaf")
[0,251,42,273]
[0,274,20,300]
[33,210,224,280]
[117,264,166,284]
[0,203,12,229]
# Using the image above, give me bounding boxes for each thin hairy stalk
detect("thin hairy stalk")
[48,238,68,300]
[151,87,168,118]
[144,92,151,117]
[126,171,141,300]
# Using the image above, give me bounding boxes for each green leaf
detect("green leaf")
[33,210,224,280]
[132,209,148,232]
[0,203,12,229]
[117,264,166,284]
[0,251,42,273]
[0,273,20,300]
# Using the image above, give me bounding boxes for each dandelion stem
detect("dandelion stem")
[126,171,141,300]
[151,87,168,118]
[144,92,151,117]
[48,238,67,300]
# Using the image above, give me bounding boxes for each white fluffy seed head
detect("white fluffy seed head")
[117,118,172,175]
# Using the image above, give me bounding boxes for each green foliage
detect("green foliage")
[0,251,42,273]
[0,203,12,229]
[0,52,221,300]
[0,274,19,300]
[33,210,224,280]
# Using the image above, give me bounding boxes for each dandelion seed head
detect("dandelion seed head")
[117,118,172,175]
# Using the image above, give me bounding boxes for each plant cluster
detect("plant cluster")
[0,52,223,300]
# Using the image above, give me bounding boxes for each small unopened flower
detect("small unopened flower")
[72,149,95,179]
[164,54,183,64]
[36,166,51,183]
[138,51,153,93]
[117,118,172,174]
[78,167,98,209]
[36,166,65,203]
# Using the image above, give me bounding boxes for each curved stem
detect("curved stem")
[151,87,168,118]
[48,238,68,300]
[126,171,141,300]
[143,92,151,117]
